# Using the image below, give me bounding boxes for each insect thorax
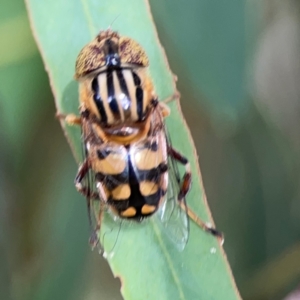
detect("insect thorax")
[82,66,154,123]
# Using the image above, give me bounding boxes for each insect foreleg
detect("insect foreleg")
[162,91,180,104]
[56,112,82,126]
[76,159,104,248]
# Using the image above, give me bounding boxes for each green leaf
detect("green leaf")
[26,0,241,299]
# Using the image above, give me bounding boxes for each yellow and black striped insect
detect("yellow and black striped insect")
[59,29,223,249]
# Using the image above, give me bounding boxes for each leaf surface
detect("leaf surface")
[26,0,241,299]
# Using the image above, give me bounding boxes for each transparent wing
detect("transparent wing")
[81,127,100,249]
[156,131,190,251]
[81,124,97,223]
[81,121,127,253]
[91,197,123,257]
[89,142,128,254]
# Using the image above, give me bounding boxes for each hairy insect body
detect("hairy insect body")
[60,29,223,248]
[74,29,169,220]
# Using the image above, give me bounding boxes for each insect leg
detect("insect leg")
[168,147,191,200]
[168,146,224,244]
[89,201,105,250]
[56,112,81,126]
[75,159,99,199]
[75,159,104,248]
[158,102,171,118]
[162,91,180,104]
[158,91,180,118]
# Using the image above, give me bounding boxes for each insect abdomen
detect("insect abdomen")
[92,135,168,221]
[120,157,166,220]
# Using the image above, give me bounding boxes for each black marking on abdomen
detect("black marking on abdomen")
[95,172,128,191]
[143,189,163,206]
[136,163,168,182]
[91,77,107,123]
[106,71,120,120]
[126,156,162,220]
[107,199,129,210]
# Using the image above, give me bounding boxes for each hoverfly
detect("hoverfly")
[58,29,223,250]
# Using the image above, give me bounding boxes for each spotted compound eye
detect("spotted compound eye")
[75,29,149,79]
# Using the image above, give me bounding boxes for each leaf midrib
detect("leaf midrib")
[151,219,186,300]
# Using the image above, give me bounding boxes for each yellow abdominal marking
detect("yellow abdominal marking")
[121,207,136,217]
[141,204,156,214]
[134,149,163,170]
[94,153,126,174]
[140,181,158,196]
[112,184,131,200]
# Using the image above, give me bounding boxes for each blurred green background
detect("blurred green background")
[1,0,300,299]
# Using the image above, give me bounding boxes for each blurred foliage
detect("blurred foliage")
[151,0,300,299]
[1,0,300,299]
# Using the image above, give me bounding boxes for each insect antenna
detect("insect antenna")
[107,14,121,31]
